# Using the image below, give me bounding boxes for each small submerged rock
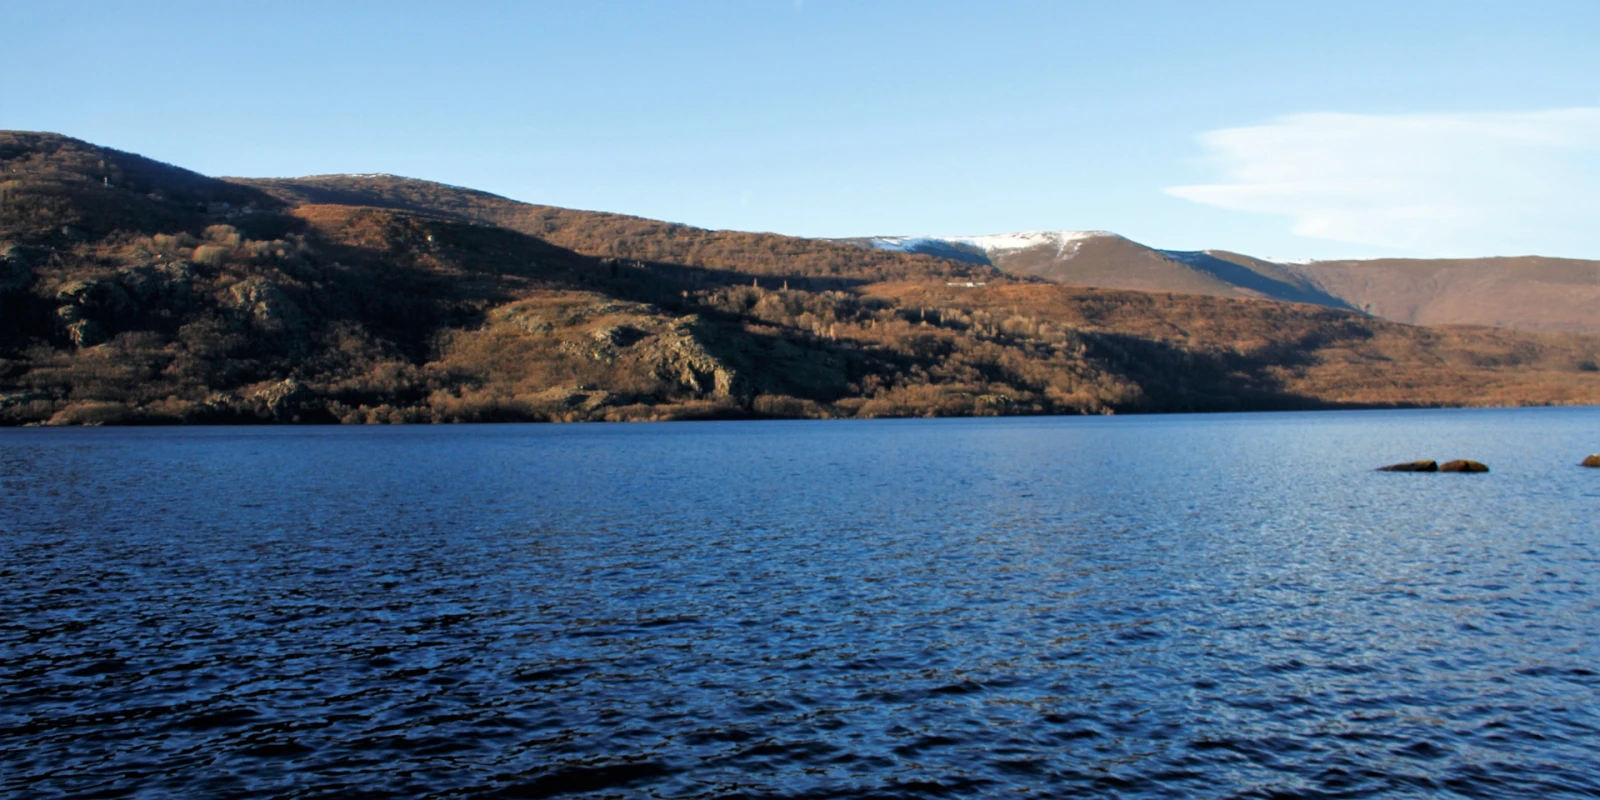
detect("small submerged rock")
[1582,455,1600,468]
[1377,459,1490,473]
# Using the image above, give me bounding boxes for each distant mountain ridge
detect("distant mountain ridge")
[1278,256,1600,333]
[852,231,1111,267]
[847,232,1600,333]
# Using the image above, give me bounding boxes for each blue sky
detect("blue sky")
[4,1,1598,259]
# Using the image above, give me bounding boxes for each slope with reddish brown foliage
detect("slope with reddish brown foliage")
[2,131,1598,425]
[236,174,987,285]
[1284,256,1600,333]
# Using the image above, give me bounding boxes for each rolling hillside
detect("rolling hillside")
[853,231,1600,333]
[4,131,1600,425]
[232,174,989,287]
[1281,256,1600,333]
[855,232,1352,309]
[239,175,1600,334]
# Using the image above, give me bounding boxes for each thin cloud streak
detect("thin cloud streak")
[1166,109,1600,257]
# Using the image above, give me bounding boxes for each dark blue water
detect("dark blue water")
[4,408,1600,798]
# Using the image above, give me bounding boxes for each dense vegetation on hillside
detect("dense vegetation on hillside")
[3,132,1599,425]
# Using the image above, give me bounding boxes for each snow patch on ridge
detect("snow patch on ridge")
[871,230,1115,259]
[946,231,1114,255]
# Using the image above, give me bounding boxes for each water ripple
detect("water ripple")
[3,409,1600,797]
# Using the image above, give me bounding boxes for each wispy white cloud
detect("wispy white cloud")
[1165,109,1600,257]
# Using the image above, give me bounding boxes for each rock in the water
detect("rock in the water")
[1439,459,1489,473]
[1581,454,1600,468]
[1378,460,1438,472]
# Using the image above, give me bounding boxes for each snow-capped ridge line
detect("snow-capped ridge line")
[871,230,1118,258]
[868,232,1321,268]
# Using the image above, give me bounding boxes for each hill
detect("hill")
[3,131,1599,425]
[231,173,988,287]
[852,231,1600,334]
[853,231,1352,308]
[240,176,1600,334]
[1281,256,1600,334]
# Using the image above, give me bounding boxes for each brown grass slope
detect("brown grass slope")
[869,282,1600,410]
[1001,236,1352,310]
[837,234,1354,309]
[956,234,1600,334]
[3,131,1599,424]
[991,235,1237,295]
[847,233,1600,335]
[1283,257,1600,333]
[239,175,1600,334]
[234,173,987,285]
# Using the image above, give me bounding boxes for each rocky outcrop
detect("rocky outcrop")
[47,263,200,348]
[1378,460,1438,472]
[1439,459,1489,473]
[591,324,646,348]
[1581,455,1600,467]
[651,317,745,398]
[558,324,649,363]
[53,279,130,347]
[225,278,304,332]
[249,378,316,422]
[56,278,132,315]
[118,262,195,309]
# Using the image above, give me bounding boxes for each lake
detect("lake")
[4,408,1600,798]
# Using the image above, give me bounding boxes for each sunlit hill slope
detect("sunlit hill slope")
[849,231,1600,334]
